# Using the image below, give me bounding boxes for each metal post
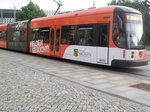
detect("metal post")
[53,0,63,15]
[14,8,16,22]
[93,0,96,8]
[14,0,16,22]
[1,9,3,24]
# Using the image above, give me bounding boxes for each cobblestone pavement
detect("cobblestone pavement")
[0,50,150,111]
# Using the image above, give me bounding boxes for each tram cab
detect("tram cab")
[110,6,148,67]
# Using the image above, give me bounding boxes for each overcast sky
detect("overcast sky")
[0,0,111,11]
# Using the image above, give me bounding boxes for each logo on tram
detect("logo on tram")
[74,49,78,57]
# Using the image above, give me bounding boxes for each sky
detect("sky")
[0,0,111,11]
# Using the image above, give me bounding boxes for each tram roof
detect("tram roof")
[32,6,114,22]
[31,6,141,23]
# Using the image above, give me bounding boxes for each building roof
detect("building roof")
[0,9,19,18]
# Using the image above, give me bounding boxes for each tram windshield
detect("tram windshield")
[126,13,144,49]
[113,13,144,49]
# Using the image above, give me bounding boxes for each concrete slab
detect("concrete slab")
[111,86,134,92]
[1,49,150,107]
[86,79,109,85]
[92,83,117,89]
[134,97,150,106]
[117,89,148,99]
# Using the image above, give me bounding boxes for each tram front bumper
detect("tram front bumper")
[111,59,148,67]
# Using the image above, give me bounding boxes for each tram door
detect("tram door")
[50,26,61,57]
[96,24,109,64]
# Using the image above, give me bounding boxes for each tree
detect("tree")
[16,1,46,21]
[110,0,150,45]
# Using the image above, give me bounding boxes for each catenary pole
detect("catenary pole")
[93,0,96,7]
[14,0,16,22]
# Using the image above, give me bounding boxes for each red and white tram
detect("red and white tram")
[0,24,7,48]
[0,6,148,67]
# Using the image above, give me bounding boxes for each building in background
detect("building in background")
[44,10,55,16]
[0,9,61,24]
[0,9,19,24]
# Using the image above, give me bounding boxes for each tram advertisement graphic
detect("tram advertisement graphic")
[74,49,78,57]
[30,40,50,54]
[74,49,91,58]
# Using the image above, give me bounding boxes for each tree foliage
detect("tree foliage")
[110,0,150,44]
[16,1,46,21]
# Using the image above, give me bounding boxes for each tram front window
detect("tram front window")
[126,13,144,49]
[113,12,144,49]
[113,13,126,48]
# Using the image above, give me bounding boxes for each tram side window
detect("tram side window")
[77,25,93,46]
[13,26,20,42]
[12,27,24,42]
[19,25,26,42]
[61,24,109,46]
[100,24,109,47]
[0,31,6,40]
[61,26,76,45]
[113,13,125,48]
[14,23,27,43]
[8,24,21,42]
[32,28,50,43]
[32,29,38,40]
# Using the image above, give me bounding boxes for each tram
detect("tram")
[0,24,7,48]
[0,6,148,67]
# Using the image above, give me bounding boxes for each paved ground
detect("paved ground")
[0,49,150,112]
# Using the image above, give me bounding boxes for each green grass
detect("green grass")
[145,46,150,51]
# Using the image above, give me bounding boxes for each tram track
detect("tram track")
[1,49,150,81]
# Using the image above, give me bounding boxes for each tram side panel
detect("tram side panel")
[29,25,51,56]
[60,15,111,66]
[7,21,29,52]
[0,25,7,49]
[1,6,146,67]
